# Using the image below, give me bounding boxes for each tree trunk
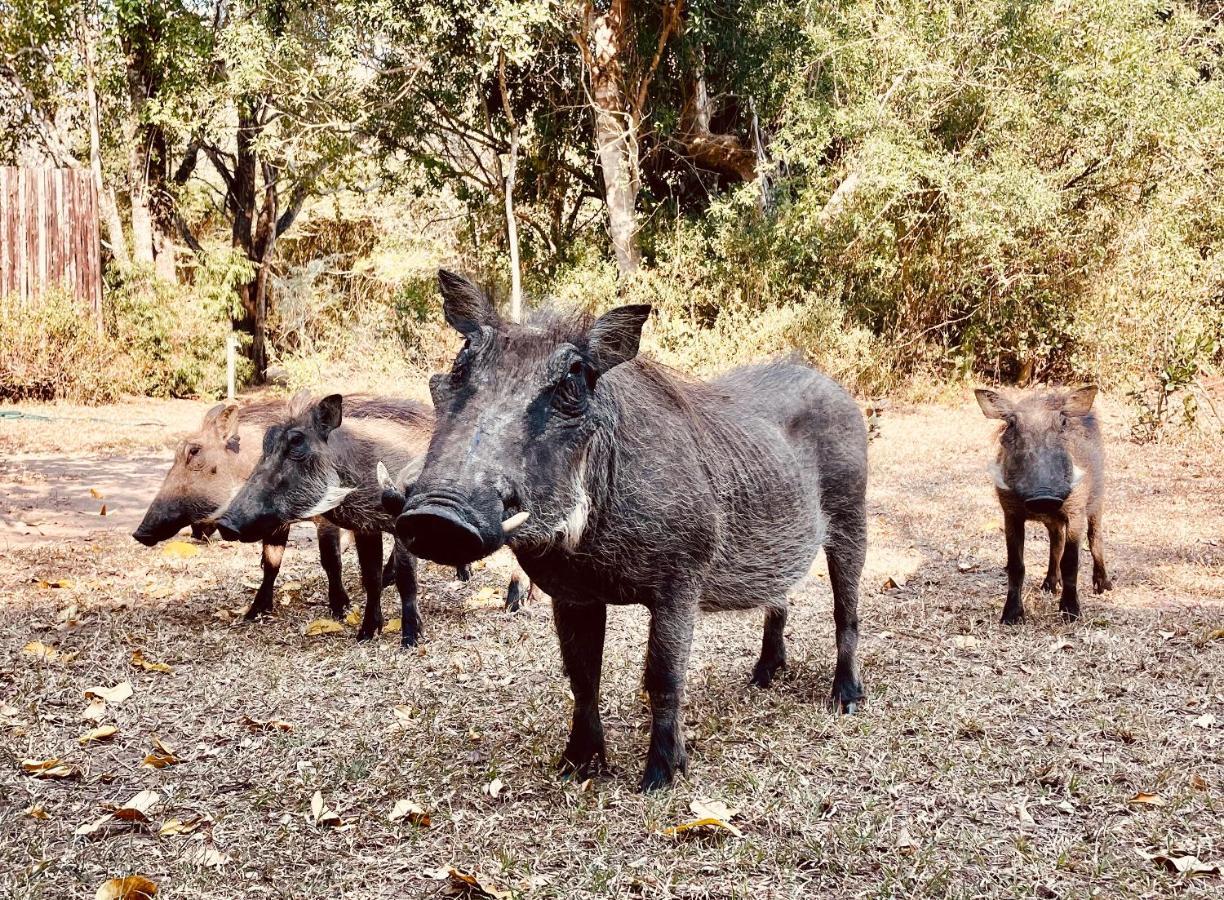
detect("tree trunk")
[231,99,267,379]
[585,1,641,275]
[79,8,129,267]
[679,73,758,182]
[497,52,523,321]
[128,140,156,266]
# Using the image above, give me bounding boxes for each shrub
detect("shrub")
[0,290,123,402]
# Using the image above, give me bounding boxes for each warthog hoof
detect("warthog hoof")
[328,592,352,618]
[1059,602,1081,621]
[749,657,785,689]
[243,604,273,622]
[639,752,687,793]
[1093,570,1113,594]
[1041,575,1061,593]
[1001,605,1025,625]
[355,622,383,642]
[828,679,865,714]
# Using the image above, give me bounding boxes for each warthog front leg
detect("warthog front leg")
[640,597,695,792]
[827,528,866,713]
[353,530,385,642]
[1041,522,1065,593]
[1002,512,1026,624]
[554,601,608,779]
[246,524,290,620]
[392,539,423,648]
[1060,523,1083,621]
[316,521,351,618]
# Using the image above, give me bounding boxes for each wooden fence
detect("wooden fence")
[0,167,103,326]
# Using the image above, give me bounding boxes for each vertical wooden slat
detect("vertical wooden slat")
[0,168,9,298]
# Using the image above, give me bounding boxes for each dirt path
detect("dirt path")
[1,395,1221,899]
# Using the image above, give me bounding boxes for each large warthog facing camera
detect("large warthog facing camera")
[388,271,869,791]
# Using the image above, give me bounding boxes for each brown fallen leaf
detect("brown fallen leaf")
[33,577,74,589]
[161,540,199,559]
[384,617,402,634]
[99,504,107,516]
[90,488,105,500]
[1190,774,1208,791]
[109,790,161,823]
[159,815,208,837]
[1152,852,1221,877]
[238,715,292,733]
[309,790,341,827]
[1128,791,1166,807]
[94,875,157,900]
[21,757,79,779]
[84,682,133,704]
[23,641,76,664]
[882,575,906,591]
[388,799,431,827]
[448,868,511,900]
[24,804,50,820]
[79,725,119,746]
[304,618,344,637]
[130,649,172,674]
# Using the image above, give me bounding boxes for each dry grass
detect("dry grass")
[1,394,1221,899]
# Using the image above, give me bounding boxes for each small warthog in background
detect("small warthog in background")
[132,400,364,619]
[976,386,1112,623]
[392,271,868,791]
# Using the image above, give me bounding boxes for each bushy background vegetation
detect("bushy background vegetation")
[2,1,1222,435]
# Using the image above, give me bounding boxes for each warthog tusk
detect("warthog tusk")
[502,511,530,534]
[376,461,392,490]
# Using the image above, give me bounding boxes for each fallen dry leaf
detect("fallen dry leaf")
[448,868,510,900]
[344,608,362,627]
[663,816,743,838]
[85,682,133,704]
[75,814,118,838]
[392,705,414,729]
[388,799,431,827]
[1190,774,1208,791]
[1191,713,1216,729]
[90,488,104,500]
[78,725,119,746]
[159,816,207,837]
[99,504,107,516]
[304,618,344,637]
[895,826,918,854]
[1128,791,1166,807]
[94,875,157,900]
[384,617,402,634]
[24,804,50,820]
[309,790,341,827]
[109,790,161,823]
[21,757,79,779]
[690,798,738,822]
[82,699,107,722]
[952,634,982,650]
[484,777,504,799]
[238,715,292,733]
[22,640,76,663]
[161,540,199,559]
[882,575,906,591]
[182,843,228,868]
[33,577,74,589]
[1142,849,1222,877]
[130,649,172,674]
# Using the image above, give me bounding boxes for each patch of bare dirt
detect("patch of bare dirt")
[1,394,1221,899]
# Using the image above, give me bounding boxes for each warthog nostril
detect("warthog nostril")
[1024,496,1065,515]
[131,530,158,547]
[396,503,490,568]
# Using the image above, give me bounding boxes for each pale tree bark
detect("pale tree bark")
[580,0,641,275]
[496,52,523,321]
[577,0,683,276]
[78,7,129,267]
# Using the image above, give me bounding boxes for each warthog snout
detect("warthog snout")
[1023,494,1066,515]
[396,485,530,569]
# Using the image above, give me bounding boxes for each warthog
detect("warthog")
[390,271,868,791]
[214,393,529,645]
[214,393,432,645]
[975,386,1111,623]
[132,400,366,619]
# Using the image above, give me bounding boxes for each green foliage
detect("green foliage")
[0,290,121,402]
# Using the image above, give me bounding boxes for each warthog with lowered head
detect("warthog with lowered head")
[976,385,1111,623]
[132,400,361,619]
[390,271,868,791]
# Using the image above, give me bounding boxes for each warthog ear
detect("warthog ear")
[209,403,241,448]
[438,269,497,337]
[315,394,343,438]
[1062,385,1098,417]
[587,304,652,375]
[974,389,1010,419]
